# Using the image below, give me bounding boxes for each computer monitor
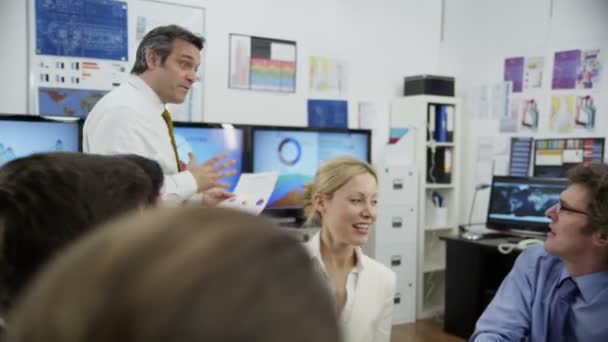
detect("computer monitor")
[252,126,371,219]
[0,115,81,166]
[486,176,569,235]
[173,122,245,192]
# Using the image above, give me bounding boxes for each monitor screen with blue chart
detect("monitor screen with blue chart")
[173,123,245,192]
[0,115,80,166]
[252,127,370,210]
[486,176,569,234]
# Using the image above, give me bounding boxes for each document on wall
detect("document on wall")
[218,172,278,215]
[357,101,377,129]
[384,126,416,164]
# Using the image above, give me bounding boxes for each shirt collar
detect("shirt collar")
[307,232,364,274]
[559,266,608,303]
[575,269,608,303]
[127,74,166,115]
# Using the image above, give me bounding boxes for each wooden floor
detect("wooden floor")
[391,319,466,342]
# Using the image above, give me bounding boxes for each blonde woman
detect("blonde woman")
[302,156,396,342]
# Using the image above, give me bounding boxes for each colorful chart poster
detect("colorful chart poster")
[504,57,524,93]
[549,95,575,133]
[229,34,296,93]
[509,137,533,177]
[577,49,601,89]
[307,100,348,128]
[574,95,596,131]
[517,97,541,132]
[309,56,348,95]
[35,0,128,61]
[552,50,582,90]
[523,57,544,90]
[38,87,108,117]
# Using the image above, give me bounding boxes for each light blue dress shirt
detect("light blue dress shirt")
[470,245,608,342]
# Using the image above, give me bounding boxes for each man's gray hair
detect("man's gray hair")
[131,25,205,75]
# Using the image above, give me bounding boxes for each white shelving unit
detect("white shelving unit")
[390,95,462,320]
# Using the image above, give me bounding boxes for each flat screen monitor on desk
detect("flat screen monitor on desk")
[173,122,245,192]
[0,115,81,166]
[252,126,370,221]
[486,176,569,235]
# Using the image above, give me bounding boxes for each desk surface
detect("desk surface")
[442,233,543,338]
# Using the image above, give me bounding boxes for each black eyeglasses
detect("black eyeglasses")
[554,201,588,216]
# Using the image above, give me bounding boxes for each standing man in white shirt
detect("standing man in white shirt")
[84,25,236,205]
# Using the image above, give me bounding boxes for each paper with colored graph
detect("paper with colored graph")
[219,172,278,215]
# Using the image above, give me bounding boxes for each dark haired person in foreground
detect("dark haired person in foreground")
[121,153,164,205]
[0,152,161,329]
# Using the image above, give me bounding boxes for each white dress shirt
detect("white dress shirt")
[83,74,198,203]
[304,232,396,342]
[306,232,363,321]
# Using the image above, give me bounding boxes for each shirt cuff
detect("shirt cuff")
[179,170,198,195]
[160,171,198,206]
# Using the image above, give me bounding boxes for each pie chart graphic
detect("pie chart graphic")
[277,137,301,166]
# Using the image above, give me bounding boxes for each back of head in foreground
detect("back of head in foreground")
[118,153,164,204]
[7,207,341,342]
[0,152,155,313]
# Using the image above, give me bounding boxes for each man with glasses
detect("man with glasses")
[471,163,608,342]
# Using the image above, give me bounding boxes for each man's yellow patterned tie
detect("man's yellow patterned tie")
[161,109,181,171]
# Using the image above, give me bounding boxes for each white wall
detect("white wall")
[439,0,608,225]
[0,0,442,163]
[4,0,606,221]
[201,0,442,134]
[0,0,441,129]
[0,0,29,115]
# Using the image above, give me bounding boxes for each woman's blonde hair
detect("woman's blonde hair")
[302,156,377,226]
[7,207,340,342]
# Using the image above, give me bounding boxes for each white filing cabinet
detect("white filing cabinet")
[365,163,417,324]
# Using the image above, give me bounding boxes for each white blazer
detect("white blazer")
[304,233,396,342]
